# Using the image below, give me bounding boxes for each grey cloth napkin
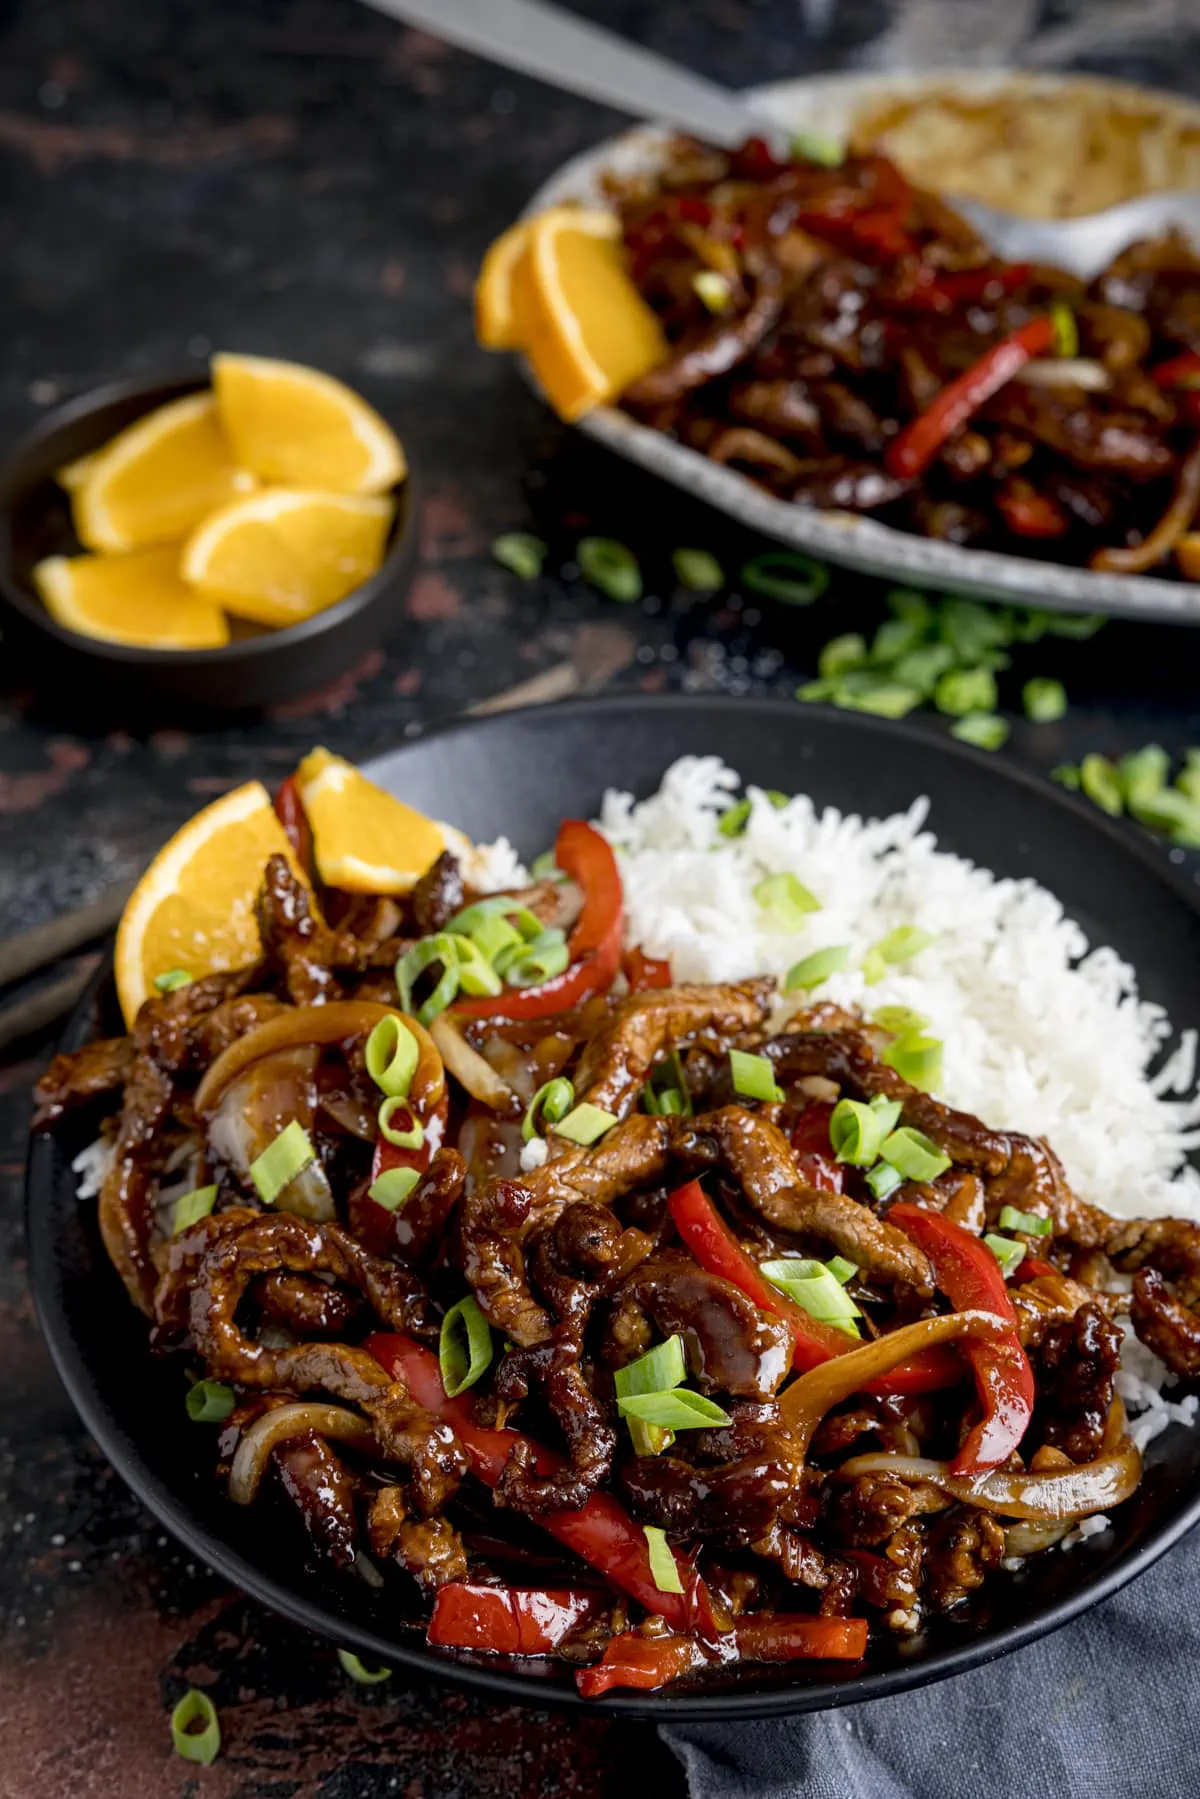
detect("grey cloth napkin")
[662,1536,1200,1799]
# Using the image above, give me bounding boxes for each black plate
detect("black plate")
[26,694,1200,1718]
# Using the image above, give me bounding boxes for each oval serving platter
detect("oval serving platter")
[26,695,1200,1717]
[523,70,1200,626]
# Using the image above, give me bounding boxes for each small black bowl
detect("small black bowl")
[0,371,417,715]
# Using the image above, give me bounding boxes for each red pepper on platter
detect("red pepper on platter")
[996,481,1069,539]
[623,947,673,992]
[428,1583,599,1656]
[885,315,1057,480]
[789,1101,844,1192]
[576,1613,869,1697]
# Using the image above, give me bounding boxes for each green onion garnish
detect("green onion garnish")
[761,1258,861,1337]
[1052,763,1081,791]
[369,1166,420,1211]
[888,587,933,628]
[470,911,524,965]
[718,798,752,838]
[552,1102,618,1146]
[451,933,505,998]
[186,1380,236,1423]
[502,929,571,987]
[397,933,462,1024]
[1177,749,1200,803]
[1119,744,1169,811]
[643,1048,691,1119]
[829,1097,884,1167]
[643,1525,684,1595]
[618,1389,732,1429]
[879,1127,950,1182]
[171,1184,217,1235]
[249,1119,316,1206]
[784,944,850,992]
[866,1161,903,1201]
[1045,612,1105,640]
[828,672,922,719]
[1050,300,1078,360]
[867,1093,903,1136]
[939,598,1012,661]
[998,1204,1052,1237]
[522,1076,576,1142]
[154,968,192,994]
[1023,678,1067,723]
[364,1014,419,1099]
[337,1648,392,1685]
[865,926,937,969]
[447,896,544,941]
[729,1049,784,1104]
[614,1334,687,1455]
[377,1097,425,1150]
[826,1255,858,1284]
[818,633,868,679]
[873,1005,930,1035]
[797,679,834,703]
[871,614,927,664]
[692,270,732,313]
[1079,753,1123,817]
[439,1294,493,1397]
[170,1689,221,1766]
[577,536,642,603]
[791,130,844,167]
[529,850,562,881]
[672,548,724,591]
[880,1033,943,1091]
[492,533,547,580]
[951,712,1010,751]
[753,872,820,929]
[741,550,829,606]
[1127,787,1200,846]
[935,666,998,718]
[891,642,956,696]
[985,1233,1026,1280]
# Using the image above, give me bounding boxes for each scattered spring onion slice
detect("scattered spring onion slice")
[867,1093,903,1135]
[829,1097,884,1167]
[692,270,732,312]
[618,1389,732,1429]
[369,1166,420,1211]
[1052,763,1081,791]
[891,642,956,696]
[741,550,830,606]
[552,1102,618,1146]
[522,1076,576,1142]
[868,926,937,967]
[673,547,724,591]
[879,1127,950,1182]
[643,1048,691,1119]
[999,1205,1052,1237]
[717,790,787,839]
[1050,301,1079,360]
[753,872,820,928]
[1079,753,1123,816]
[872,614,927,663]
[1129,788,1200,845]
[170,1689,221,1766]
[939,598,1010,662]
[866,1161,903,1201]
[377,1097,425,1150]
[951,712,1009,751]
[439,1294,493,1398]
[614,1334,687,1456]
[985,1232,1026,1280]
[249,1119,316,1207]
[529,850,562,882]
[451,933,505,998]
[154,967,192,994]
[171,1184,217,1235]
[826,1255,858,1284]
[1023,677,1067,723]
[873,1005,930,1035]
[825,672,922,719]
[337,1648,392,1685]
[397,933,461,1025]
[792,129,844,166]
[880,1033,943,1091]
[643,1525,684,1595]
[819,633,867,679]
[784,944,850,992]
[935,665,998,718]
[502,929,571,988]
[364,1014,418,1099]
[577,536,642,603]
[729,1049,784,1104]
[186,1380,236,1423]
[761,1258,861,1337]
[1119,743,1169,809]
[470,912,524,966]
[492,533,546,580]
[447,896,544,942]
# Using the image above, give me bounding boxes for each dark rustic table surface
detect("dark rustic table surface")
[3,2,1200,1794]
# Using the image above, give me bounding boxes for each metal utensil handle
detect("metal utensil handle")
[357,0,769,148]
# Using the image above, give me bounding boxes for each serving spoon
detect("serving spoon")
[360,0,1199,278]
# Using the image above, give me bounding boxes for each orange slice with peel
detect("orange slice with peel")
[33,544,230,651]
[475,218,536,350]
[71,393,255,552]
[212,353,406,494]
[180,488,393,628]
[295,747,469,895]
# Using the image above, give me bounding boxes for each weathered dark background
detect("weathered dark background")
[3,2,1200,1793]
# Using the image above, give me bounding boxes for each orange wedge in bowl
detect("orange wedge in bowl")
[212,353,406,494]
[33,544,230,650]
[70,392,255,552]
[475,218,536,350]
[114,781,302,1026]
[295,747,470,894]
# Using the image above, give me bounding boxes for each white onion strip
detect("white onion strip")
[430,1016,514,1111]
[229,1402,376,1505]
[1018,358,1111,391]
[834,1445,1140,1520]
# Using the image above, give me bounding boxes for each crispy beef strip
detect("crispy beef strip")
[574,979,775,1121]
[493,1333,617,1515]
[33,1036,134,1127]
[367,1486,469,1591]
[1032,1303,1123,1464]
[409,851,464,936]
[603,1250,792,1400]
[1131,1267,1200,1380]
[273,1432,359,1568]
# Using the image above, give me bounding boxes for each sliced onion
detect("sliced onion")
[1017,358,1111,391]
[196,1002,444,1118]
[229,1402,376,1505]
[430,1015,514,1111]
[1003,1519,1073,1558]
[833,1443,1141,1520]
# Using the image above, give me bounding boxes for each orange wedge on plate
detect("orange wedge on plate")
[114,781,302,1026]
[212,353,406,494]
[33,544,230,650]
[295,747,470,894]
[70,393,255,552]
[475,218,536,350]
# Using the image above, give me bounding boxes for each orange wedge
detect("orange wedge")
[114,781,302,1026]
[296,747,469,894]
[475,218,536,350]
[180,488,394,628]
[56,450,100,492]
[212,353,406,494]
[71,393,255,552]
[33,544,230,650]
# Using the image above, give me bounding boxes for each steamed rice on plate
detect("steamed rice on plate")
[37,750,1200,1697]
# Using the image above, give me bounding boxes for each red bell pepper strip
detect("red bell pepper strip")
[666,1181,960,1396]
[898,262,1032,312]
[274,775,314,877]
[886,315,1056,480]
[452,820,623,1022]
[1151,351,1200,390]
[995,481,1068,539]
[789,1101,843,1193]
[365,1332,714,1635]
[623,947,673,992]
[428,1583,599,1656]
[889,1203,1034,1475]
[576,1614,868,1697]
[1014,1254,1056,1283]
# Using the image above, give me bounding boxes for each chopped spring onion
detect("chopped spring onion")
[867,1093,903,1136]
[753,872,821,928]
[1128,787,1200,846]
[784,944,850,992]
[1046,612,1105,640]
[826,1255,858,1284]
[829,1097,884,1167]
[717,789,787,839]
[377,1097,425,1150]
[866,926,937,969]
[369,1166,421,1211]
[692,270,732,313]
[729,1049,784,1104]
[985,1233,1026,1280]
[879,1127,950,1182]
[934,665,998,719]
[364,1014,419,1099]
[501,929,571,988]
[939,598,1011,662]
[249,1119,316,1206]
[614,1334,687,1456]
[171,1184,217,1235]
[880,1033,943,1091]
[1177,749,1200,803]
[397,933,462,1025]
[529,850,563,882]
[951,712,1010,751]
[871,614,926,663]
[1023,677,1067,723]
[891,642,956,696]
[1119,744,1169,810]
[471,912,524,965]
[1050,301,1079,360]
[439,1294,493,1397]
[447,896,544,942]
[818,633,868,679]
[1052,763,1081,791]
[170,1689,221,1766]
[643,1525,684,1595]
[888,587,933,629]
[154,968,192,994]
[826,672,922,719]
[552,1102,618,1146]
[761,1258,861,1337]
[741,550,830,606]
[673,547,724,591]
[1079,753,1123,817]
[492,533,547,580]
[866,1160,903,1201]
[873,1005,930,1035]
[643,1048,691,1119]
[186,1380,236,1423]
[337,1648,392,1685]
[577,536,642,603]
[450,933,505,998]
[618,1389,732,1429]
[999,1204,1052,1237]
[522,1076,576,1142]
[791,129,844,166]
